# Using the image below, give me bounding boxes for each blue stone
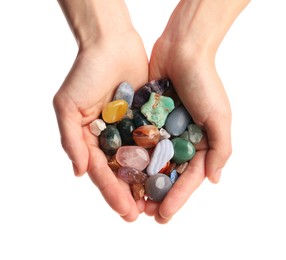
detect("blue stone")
[113,82,134,107]
[164,106,193,136]
[170,170,179,184]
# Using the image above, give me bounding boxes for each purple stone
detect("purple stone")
[117,166,148,184]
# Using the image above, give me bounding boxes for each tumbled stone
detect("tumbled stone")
[132,109,151,128]
[132,125,160,148]
[164,162,177,176]
[147,139,174,176]
[159,128,171,140]
[113,82,134,107]
[164,106,193,136]
[122,108,133,119]
[117,118,135,145]
[99,125,122,155]
[188,124,203,144]
[176,162,188,174]
[145,173,172,202]
[170,170,179,184]
[159,161,170,173]
[131,183,145,201]
[108,155,122,171]
[132,85,152,109]
[145,78,171,95]
[117,166,148,184]
[89,118,106,136]
[179,130,189,141]
[171,137,196,164]
[141,93,175,128]
[102,100,128,123]
[163,85,182,108]
[116,146,150,171]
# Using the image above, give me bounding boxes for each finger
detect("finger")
[205,112,232,183]
[145,200,159,217]
[154,150,207,223]
[53,94,89,176]
[83,127,140,222]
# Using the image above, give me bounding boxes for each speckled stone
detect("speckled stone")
[145,173,172,202]
[164,106,192,136]
[132,125,160,148]
[113,82,134,107]
[99,125,122,155]
[188,124,203,144]
[117,166,148,184]
[171,137,196,164]
[131,183,145,201]
[147,139,174,176]
[141,93,175,128]
[107,155,122,171]
[117,118,135,145]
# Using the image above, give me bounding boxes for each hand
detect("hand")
[53,30,148,222]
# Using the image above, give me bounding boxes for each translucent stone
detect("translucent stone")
[131,183,145,201]
[171,137,196,164]
[102,100,128,123]
[117,166,148,184]
[164,106,193,136]
[141,93,175,128]
[132,125,160,148]
[146,139,174,176]
[145,173,172,202]
[159,161,170,173]
[89,118,106,136]
[188,124,203,144]
[159,128,171,140]
[116,146,150,171]
[99,125,122,155]
[113,82,134,107]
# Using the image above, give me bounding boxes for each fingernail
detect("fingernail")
[212,169,222,184]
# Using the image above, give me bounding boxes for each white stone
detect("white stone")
[89,119,106,136]
[159,128,171,140]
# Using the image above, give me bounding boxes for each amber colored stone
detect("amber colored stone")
[117,166,148,184]
[131,183,145,201]
[164,162,177,176]
[108,155,122,171]
[132,125,160,148]
[102,100,128,123]
[159,161,170,173]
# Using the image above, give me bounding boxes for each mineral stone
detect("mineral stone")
[145,78,171,95]
[176,162,188,174]
[116,146,150,171]
[164,106,193,136]
[132,125,160,148]
[159,128,171,140]
[145,173,172,202]
[107,155,122,171]
[188,124,203,144]
[113,82,134,107]
[146,139,174,176]
[170,170,179,184]
[102,100,128,123]
[117,118,135,145]
[89,118,106,136]
[99,125,122,155]
[132,85,152,109]
[141,93,175,128]
[131,183,145,201]
[117,166,148,184]
[171,137,196,164]
[132,109,151,128]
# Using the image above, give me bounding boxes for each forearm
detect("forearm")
[57,0,133,47]
[162,0,250,57]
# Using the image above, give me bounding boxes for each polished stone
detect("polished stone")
[159,128,171,140]
[164,106,193,136]
[89,118,106,136]
[170,170,179,184]
[132,85,152,109]
[176,162,188,174]
[113,82,134,107]
[132,125,160,148]
[117,118,135,145]
[145,173,172,202]
[115,146,150,171]
[171,137,196,164]
[188,124,203,144]
[141,93,175,128]
[132,109,151,128]
[117,166,148,184]
[131,183,145,201]
[102,100,128,123]
[99,125,122,155]
[107,155,122,171]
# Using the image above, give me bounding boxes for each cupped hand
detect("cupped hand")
[53,30,148,222]
[146,36,232,224]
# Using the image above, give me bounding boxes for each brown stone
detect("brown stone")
[131,183,145,201]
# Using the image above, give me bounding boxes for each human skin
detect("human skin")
[146,0,251,223]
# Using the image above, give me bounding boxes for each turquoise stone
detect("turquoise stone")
[164,105,193,136]
[141,93,175,128]
[99,125,122,155]
[113,82,134,107]
[171,137,196,164]
[117,118,135,145]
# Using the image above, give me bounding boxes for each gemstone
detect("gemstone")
[130,183,145,201]
[117,118,135,145]
[146,139,174,176]
[113,82,134,107]
[132,125,160,148]
[117,166,148,184]
[176,162,188,174]
[122,108,133,119]
[171,137,196,164]
[132,109,151,128]
[89,118,106,136]
[188,124,203,144]
[102,100,128,123]
[179,130,189,141]
[145,78,171,95]
[99,125,122,155]
[141,93,175,128]
[164,105,193,136]
[108,155,122,171]
[132,85,152,108]
[170,170,179,184]
[159,161,170,173]
[145,173,172,202]
[116,146,150,171]
[159,128,171,140]
[163,85,182,108]
[164,162,177,176]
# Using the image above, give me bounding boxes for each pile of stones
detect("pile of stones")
[89,79,203,202]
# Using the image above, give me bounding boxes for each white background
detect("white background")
[1,0,286,259]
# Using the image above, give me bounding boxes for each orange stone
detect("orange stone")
[102,100,128,123]
[132,125,160,148]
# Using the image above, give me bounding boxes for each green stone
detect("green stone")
[99,125,122,155]
[140,93,175,128]
[171,137,196,164]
